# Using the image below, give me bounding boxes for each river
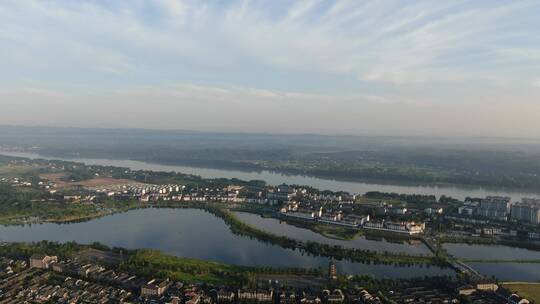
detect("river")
[1,151,540,201]
[0,208,451,279]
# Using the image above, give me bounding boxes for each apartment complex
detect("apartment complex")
[511,198,540,225]
[478,196,511,221]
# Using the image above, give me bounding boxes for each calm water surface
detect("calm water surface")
[443,243,540,260]
[469,263,540,282]
[233,212,431,256]
[2,152,540,201]
[444,243,540,282]
[0,208,451,279]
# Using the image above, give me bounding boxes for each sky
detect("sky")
[1,0,539,137]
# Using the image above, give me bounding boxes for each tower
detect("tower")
[328,260,337,280]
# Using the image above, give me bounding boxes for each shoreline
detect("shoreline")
[0,201,447,267]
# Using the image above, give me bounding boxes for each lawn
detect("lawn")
[502,283,540,303]
[0,163,42,176]
[122,249,247,285]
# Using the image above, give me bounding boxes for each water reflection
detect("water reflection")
[233,212,431,256]
[0,208,452,278]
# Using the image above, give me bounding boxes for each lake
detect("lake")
[2,151,540,202]
[233,212,432,256]
[0,208,452,279]
[443,243,540,282]
[468,263,540,282]
[443,243,540,260]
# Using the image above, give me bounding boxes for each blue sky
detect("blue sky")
[1,0,540,137]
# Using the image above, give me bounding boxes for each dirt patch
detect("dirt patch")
[40,173,135,189]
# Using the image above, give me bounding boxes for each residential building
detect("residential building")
[364,221,425,235]
[326,289,344,303]
[511,198,540,225]
[29,254,58,269]
[237,289,273,302]
[458,205,475,216]
[479,196,511,221]
[217,290,235,303]
[141,279,171,297]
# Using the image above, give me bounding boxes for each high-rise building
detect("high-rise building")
[511,198,540,225]
[479,196,511,221]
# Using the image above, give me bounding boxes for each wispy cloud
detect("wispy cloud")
[0,1,539,136]
[1,0,539,86]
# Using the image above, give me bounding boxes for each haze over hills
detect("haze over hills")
[2,125,540,189]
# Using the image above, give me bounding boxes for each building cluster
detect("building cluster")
[383,279,531,304]
[84,182,255,204]
[0,250,534,304]
[280,203,368,227]
[0,267,133,303]
[511,198,540,225]
[20,254,211,303]
[457,281,530,304]
[457,196,540,225]
[0,253,376,304]
[0,176,33,187]
[362,221,425,235]
[74,180,360,211]
[280,202,425,235]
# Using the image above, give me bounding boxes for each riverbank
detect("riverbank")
[4,151,540,201]
[463,259,540,264]
[440,235,540,252]
[0,199,141,226]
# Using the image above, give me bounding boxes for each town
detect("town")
[4,157,539,243]
[0,246,533,304]
[1,156,540,303]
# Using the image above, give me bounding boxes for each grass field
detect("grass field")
[122,249,247,284]
[502,283,540,303]
[0,163,43,176]
[39,173,135,188]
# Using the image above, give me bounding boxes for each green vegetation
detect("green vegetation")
[310,223,362,240]
[121,249,324,286]
[0,183,140,224]
[502,283,540,303]
[0,163,43,177]
[121,249,247,284]
[440,236,540,251]
[463,259,540,264]
[355,196,406,207]
[363,191,462,207]
[0,241,110,260]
